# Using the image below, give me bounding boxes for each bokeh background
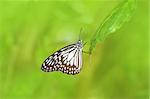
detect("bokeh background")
[0,0,148,99]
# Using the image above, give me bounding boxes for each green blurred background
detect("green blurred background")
[0,0,148,99]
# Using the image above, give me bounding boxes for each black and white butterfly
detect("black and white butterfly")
[41,40,83,75]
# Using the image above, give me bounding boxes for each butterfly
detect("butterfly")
[41,40,83,75]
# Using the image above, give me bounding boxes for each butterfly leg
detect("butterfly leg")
[82,51,90,55]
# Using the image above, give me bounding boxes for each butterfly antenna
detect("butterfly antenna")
[79,27,83,40]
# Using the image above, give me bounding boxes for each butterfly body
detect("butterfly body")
[41,40,83,75]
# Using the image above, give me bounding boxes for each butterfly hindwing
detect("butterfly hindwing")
[41,40,83,75]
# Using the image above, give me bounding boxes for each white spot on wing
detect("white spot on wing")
[67,49,76,62]
[61,47,75,55]
[74,51,78,67]
[70,57,74,66]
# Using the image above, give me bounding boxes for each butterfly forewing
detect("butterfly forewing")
[41,40,83,75]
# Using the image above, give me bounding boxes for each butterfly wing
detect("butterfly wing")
[41,43,83,75]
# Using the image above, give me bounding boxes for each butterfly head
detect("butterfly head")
[76,40,83,49]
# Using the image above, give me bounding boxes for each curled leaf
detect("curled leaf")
[89,0,136,54]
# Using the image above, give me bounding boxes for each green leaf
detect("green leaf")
[89,0,136,54]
